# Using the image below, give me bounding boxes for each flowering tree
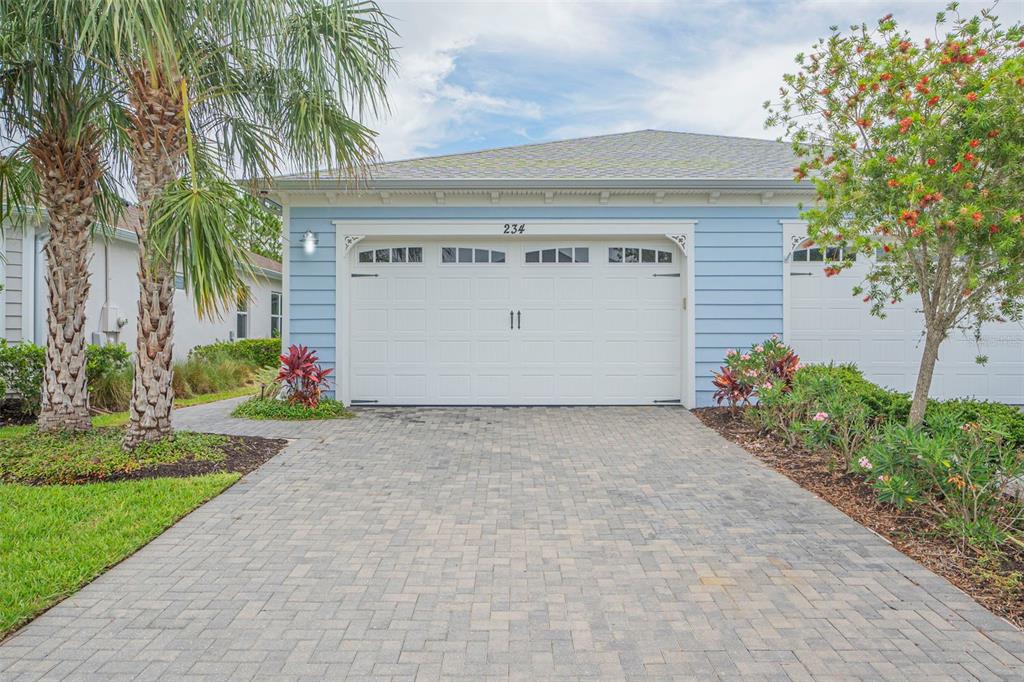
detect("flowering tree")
[765,4,1024,426]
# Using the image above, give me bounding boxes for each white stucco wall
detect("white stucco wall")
[27,232,281,358]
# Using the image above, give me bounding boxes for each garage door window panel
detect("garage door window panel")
[358,247,423,264]
[442,247,506,264]
[608,247,673,264]
[524,247,590,264]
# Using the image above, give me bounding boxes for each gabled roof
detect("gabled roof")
[273,129,801,190]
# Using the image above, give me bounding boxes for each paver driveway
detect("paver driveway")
[2,403,1022,681]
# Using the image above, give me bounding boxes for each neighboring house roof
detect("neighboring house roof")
[271,129,802,190]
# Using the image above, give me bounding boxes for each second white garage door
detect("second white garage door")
[789,242,1024,403]
[348,239,684,405]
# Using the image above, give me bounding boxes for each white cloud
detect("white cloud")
[370,0,1024,159]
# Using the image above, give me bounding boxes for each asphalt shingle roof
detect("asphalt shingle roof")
[278,129,799,184]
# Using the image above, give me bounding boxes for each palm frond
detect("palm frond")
[146,170,258,320]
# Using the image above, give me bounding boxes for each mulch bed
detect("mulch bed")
[104,435,289,484]
[692,406,1024,629]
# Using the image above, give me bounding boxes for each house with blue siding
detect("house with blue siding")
[266,130,1024,408]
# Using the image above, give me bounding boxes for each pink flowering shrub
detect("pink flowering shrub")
[711,335,800,410]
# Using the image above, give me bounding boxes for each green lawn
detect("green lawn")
[0,474,238,638]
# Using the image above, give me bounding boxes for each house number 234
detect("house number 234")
[502,223,526,234]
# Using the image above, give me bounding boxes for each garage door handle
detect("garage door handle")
[652,273,680,277]
[351,273,378,278]
[510,310,514,330]
[517,310,521,329]
[790,272,813,277]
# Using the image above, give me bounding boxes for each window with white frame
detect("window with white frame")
[236,296,249,339]
[270,292,282,338]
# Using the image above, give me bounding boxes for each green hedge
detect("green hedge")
[188,338,281,368]
[756,363,1024,450]
[0,340,45,414]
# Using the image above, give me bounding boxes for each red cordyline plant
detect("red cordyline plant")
[277,345,333,408]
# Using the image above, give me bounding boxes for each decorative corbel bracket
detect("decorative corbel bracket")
[664,233,687,257]
[343,235,366,253]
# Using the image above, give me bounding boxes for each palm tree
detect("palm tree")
[0,4,122,433]
[66,0,395,447]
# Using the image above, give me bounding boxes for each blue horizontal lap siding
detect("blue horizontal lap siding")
[694,218,783,407]
[289,217,338,390]
[288,206,794,405]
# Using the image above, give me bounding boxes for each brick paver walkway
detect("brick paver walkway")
[2,401,1022,680]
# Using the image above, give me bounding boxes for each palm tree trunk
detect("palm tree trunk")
[29,133,100,433]
[122,69,186,449]
[123,239,176,448]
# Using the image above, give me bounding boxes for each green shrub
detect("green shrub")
[231,397,349,421]
[86,344,134,411]
[856,422,1024,548]
[0,340,45,415]
[189,338,281,368]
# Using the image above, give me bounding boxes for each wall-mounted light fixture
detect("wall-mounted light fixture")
[302,230,318,255]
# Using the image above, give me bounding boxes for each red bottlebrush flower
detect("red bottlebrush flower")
[871,83,880,92]
[915,83,929,94]
[882,244,891,252]
[964,152,976,162]
[951,162,963,173]
[960,54,976,64]
[887,178,900,188]
[966,92,978,102]
[824,266,841,277]
[1019,40,1024,48]
[989,225,1000,234]
[976,48,987,56]
[972,212,983,222]
[898,117,913,133]
[824,154,835,164]
[901,209,919,226]
[858,82,867,92]
[927,158,937,166]
[880,73,893,81]
[988,129,1000,138]
[898,40,911,52]
[820,87,832,95]
[856,117,872,129]
[1018,78,1024,87]
[911,227,924,238]
[932,191,943,201]
[969,139,980,148]
[927,95,940,106]
[886,155,898,164]
[863,296,871,302]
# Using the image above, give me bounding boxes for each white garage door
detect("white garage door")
[348,240,683,405]
[789,245,1024,403]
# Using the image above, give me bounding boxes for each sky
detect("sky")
[368,0,1024,162]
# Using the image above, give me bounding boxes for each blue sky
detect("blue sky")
[371,0,1024,161]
